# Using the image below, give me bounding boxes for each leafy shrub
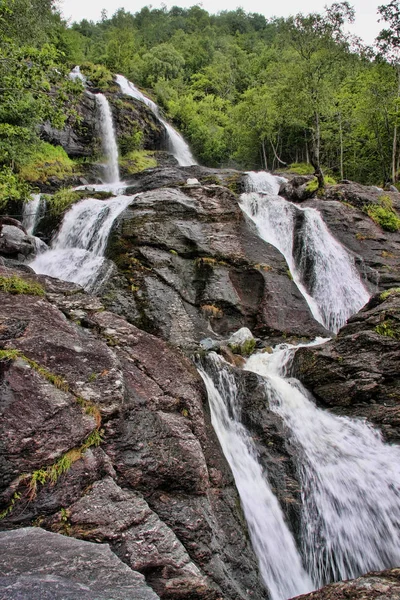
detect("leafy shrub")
[18,143,75,183]
[0,167,31,209]
[80,62,114,89]
[119,129,144,155]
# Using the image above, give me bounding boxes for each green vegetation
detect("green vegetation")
[1,0,400,192]
[28,428,104,500]
[380,287,400,301]
[18,143,75,183]
[230,338,256,356]
[287,163,315,175]
[119,150,157,174]
[0,275,45,296]
[305,175,337,194]
[46,188,81,216]
[366,196,400,232]
[375,319,400,340]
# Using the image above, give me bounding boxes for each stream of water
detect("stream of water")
[240,172,370,332]
[116,74,197,167]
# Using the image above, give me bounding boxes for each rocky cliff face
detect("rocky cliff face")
[0,264,267,600]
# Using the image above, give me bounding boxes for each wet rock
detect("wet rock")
[40,92,98,158]
[0,226,36,259]
[292,568,400,600]
[279,176,315,202]
[0,527,159,599]
[104,183,326,349]
[293,289,400,441]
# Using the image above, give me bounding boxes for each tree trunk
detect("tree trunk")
[338,112,344,181]
[261,140,268,170]
[310,112,324,190]
[392,66,400,183]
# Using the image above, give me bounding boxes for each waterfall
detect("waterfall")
[95,93,120,184]
[198,355,313,600]
[22,194,45,235]
[115,74,197,167]
[240,172,370,332]
[69,65,86,83]
[245,345,400,590]
[30,195,133,291]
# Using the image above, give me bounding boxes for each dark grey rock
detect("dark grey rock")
[0,527,159,600]
[292,568,400,600]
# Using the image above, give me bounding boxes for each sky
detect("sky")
[60,0,385,46]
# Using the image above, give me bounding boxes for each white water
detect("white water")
[69,65,86,83]
[198,355,313,600]
[30,195,133,291]
[116,74,197,167]
[240,172,370,332]
[22,194,44,235]
[245,344,400,589]
[95,93,120,184]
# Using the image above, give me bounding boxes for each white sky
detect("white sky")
[60,0,385,46]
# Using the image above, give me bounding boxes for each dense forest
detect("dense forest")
[1,0,400,204]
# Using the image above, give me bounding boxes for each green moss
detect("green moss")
[18,143,75,183]
[366,204,400,232]
[46,188,81,216]
[119,150,157,174]
[288,162,314,175]
[306,175,337,194]
[0,275,45,296]
[380,288,400,301]
[375,319,400,340]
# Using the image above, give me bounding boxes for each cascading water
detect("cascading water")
[69,65,86,82]
[30,195,133,291]
[115,74,197,167]
[95,93,120,184]
[240,172,370,332]
[22,194,45,235]
[245,344,400,590]
[198,355,313,600]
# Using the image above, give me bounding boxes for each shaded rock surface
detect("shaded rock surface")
[0,264,266,600]
[293,289,400,442]
[0,527,159,600]
[292,568,400,600]
[103,177,326,349]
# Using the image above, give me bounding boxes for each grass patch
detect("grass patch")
[288,162,314,175]
[119,150,157,175]
[0,275,45,296]
[375,319,400,340]
[45,188,81,216]
[28,428,104,500]
[380,288,400,301]
[366,196,400,232]
[18,143,75,184]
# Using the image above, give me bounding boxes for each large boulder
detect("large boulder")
[0,527,159,599]
[292,568,400,600]
[103,180,326,349]
[293,289,400,442]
